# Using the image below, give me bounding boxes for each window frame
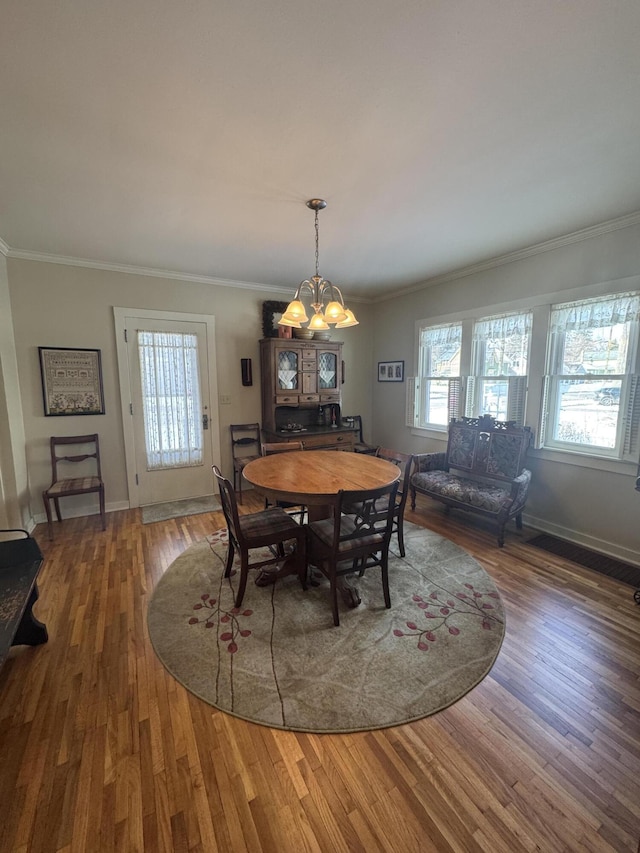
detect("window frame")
[467,310,532,425]
[541,293,640,459]
[412,321,464,431]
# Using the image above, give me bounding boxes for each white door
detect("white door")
[115,310,219,507]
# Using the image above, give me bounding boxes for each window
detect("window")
[138,331,203,469]
[541,292,640,458]
[411,323,462,429]
[468,311,531,424]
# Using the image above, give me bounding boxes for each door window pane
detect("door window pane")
[138,331,203,469]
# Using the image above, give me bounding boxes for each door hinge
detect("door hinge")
[135,473,139,485]
[129,402,133,415]
[124,328,128,343]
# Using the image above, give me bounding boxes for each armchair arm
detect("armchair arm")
[498,468,532,518]
[413,452,447,474]
[511,468,531,505]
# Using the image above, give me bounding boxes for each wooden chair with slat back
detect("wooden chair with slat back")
[42,434,106,540]
[305,479,399,626]
[374,447,414,557]
[343,415,377,454]
[260,441,306,522]
[230,423,261,504]
[212,465,306,608]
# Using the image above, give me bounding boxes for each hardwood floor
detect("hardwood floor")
[1,494,639,852]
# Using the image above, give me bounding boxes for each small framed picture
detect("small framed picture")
[378,360,404,382]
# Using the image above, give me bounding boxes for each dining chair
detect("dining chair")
[212,465,306,608]
[260,440,307,522]
[343,415,377,454]
[230,423,261,504]
[305,479,399,626]
[374,447,415,557]
[260,441,304,455]
[42,434,106,540]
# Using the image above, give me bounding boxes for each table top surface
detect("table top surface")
[242,450,400,504]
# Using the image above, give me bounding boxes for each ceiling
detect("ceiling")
[1,0,640,301]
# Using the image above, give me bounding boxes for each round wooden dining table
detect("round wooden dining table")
[242,450,400,521]
[242,450,401,606]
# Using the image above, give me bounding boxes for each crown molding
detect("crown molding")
[5,247,371,303]
[375,210,640,303]
[5,248,297,296]
[7,209,638,305]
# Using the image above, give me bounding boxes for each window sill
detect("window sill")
[410,426,448,441]
[528,445,636,475]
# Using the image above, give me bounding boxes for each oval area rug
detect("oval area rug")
[148,523,505,733]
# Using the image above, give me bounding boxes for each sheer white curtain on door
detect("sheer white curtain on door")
[138,331,203,470]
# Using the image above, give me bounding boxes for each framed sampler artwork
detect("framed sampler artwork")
[38,347,105,416]
[378,360,404,382]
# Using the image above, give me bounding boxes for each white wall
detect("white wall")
[6,258,373,524]
[371,222,640,564]
[0,253,29,527]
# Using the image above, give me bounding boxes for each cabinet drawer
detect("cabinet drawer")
[303,432,355,450]
[302,348,316,359]
[301,360,316,371]
[275,394,299,404]
[299,394,319,403]
[319,393,340,403]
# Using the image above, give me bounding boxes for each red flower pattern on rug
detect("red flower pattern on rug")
[188,532,252,654]
[393,583,502,650]
[189,593,253,654]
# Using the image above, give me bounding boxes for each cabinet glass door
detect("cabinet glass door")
[318,350,338,391]
[276,349,299,391]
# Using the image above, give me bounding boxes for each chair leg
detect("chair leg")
[329,574,340,626]
[381,555,391,609]
[223,540,235,578]
[53,497,62,522]
[43,493,54,541]
[99,486,106,530]
[397,517,406,558]
[234,549,250,608]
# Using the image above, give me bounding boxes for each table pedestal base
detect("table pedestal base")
[255,561,361,609]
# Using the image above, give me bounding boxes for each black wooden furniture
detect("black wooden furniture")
[42,434,106,540]
[213,465,306,608]
[305,480,399,626]
[410,416,532,547]
[342,415,377,454]
[374,447,415,558]
[230,423,261,504]
[0,529,48,669]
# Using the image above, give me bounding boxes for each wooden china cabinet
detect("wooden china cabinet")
[259,338,355,450]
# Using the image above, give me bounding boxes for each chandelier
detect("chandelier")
[278,199,358,330]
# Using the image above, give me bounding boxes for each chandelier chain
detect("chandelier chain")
[314,210,320,278]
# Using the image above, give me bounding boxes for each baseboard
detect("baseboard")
[31,500,130,527]
[522,512,640,569]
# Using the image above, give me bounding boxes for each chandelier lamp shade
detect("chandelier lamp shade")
[278,199,359,330]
